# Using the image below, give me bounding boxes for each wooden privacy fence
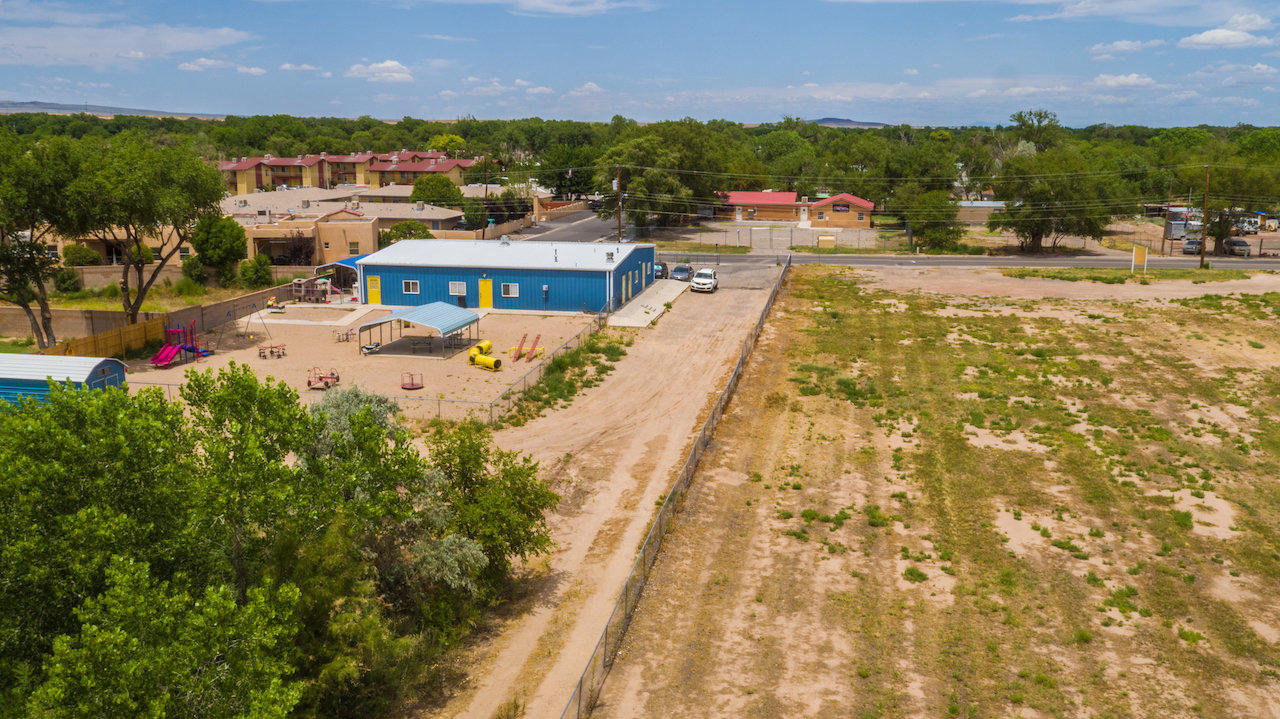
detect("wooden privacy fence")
[42,317,168,358]
[558,254,792,719]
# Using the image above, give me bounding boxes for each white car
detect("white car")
[691,267,718,293]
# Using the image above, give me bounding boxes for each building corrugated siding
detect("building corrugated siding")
[0,355,127,402]
[365,265,610,313]
[610,245,655,309]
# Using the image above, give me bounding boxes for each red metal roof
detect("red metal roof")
[810,193,874,211]
[368,158,476,173]
[722,191,799,206]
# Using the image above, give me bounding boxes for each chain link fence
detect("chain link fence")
[558,254,792,719]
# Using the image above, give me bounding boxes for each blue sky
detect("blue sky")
[2,0,1280,126]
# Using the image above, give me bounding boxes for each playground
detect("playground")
[125,301,596,418]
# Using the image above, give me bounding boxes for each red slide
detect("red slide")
[149,344,181,367]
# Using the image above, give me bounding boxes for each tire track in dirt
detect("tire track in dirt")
[434,273,777,719]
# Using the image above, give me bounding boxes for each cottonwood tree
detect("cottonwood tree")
[190,214,248,285]
[63,133,224,323]
[0,132,82,347]
[988,148,1123,253]
[409,174,464,206]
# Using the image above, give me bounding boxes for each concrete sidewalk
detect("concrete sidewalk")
[607,279,687,327]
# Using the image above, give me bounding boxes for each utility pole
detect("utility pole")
[616,166,623,243]
[481,164,490,240]
[1199,165,1210,270]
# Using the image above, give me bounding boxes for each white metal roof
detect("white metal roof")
[357,302,479,336]
[0,354,126,382]
[357,239,649,272]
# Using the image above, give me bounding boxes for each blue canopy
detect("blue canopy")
[316,253,370,272]
[357,301,479,337]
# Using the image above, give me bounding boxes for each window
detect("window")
[402,280,420,294]
[857,212,865,221]
[348,241,360,255]
[817,211,825,220]
[323,242,331,249]
[178,247,191,259]
[501,282,519,298]
[448,281,466,296]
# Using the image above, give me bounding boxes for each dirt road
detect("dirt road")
[430,262,781,719]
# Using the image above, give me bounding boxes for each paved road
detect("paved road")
[658,251,1280,271]
[516,212,616,243]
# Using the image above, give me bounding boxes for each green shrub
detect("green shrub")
[61,244,101,266]
[181,255,208,283]
[173,277,207,297]
[237,254,274,288]
[53,267,82,293]
[903,566,928,583]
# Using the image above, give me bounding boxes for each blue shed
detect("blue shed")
[356,239,656,313]
[0,354,128,402]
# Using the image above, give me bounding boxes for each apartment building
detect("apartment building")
[216,150,480,194]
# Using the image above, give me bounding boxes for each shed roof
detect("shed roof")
[316,253,371,272]
[358,239,647,272]
[357,302,479,337]
[0,354,126,383]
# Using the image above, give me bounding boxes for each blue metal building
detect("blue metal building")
[0,354,128,402]
[356,239,656,313]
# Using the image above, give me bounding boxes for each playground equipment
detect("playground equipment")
[360,341,381,355]
[150,321,211,368]
[266,296,284,311]
[257,344,287,359]
[401,372,423,390]
[524,334,544,362]
[508,333,528,360]
[474,354,502,372]
[332,328,355,343]
[306,367,341,390]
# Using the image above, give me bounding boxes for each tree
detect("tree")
[28,558,302,719]
[410,174,464,207]
[988,148,1120,253]
[902,190,965,250]
[537,144,598,197]
[596,136,695,228]
[379,220,434,248]
[426,420,558,588]
[1009,109,1063,151]
[62,133,224,323]
[190,214,248,285]
[427,133,467,158]
[238,254,274,288]
[461,198,488,231]
[0,131,83,348]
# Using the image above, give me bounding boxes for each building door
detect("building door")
[367,276,381,304]
[735,206,742,221]
[478,279,493,308]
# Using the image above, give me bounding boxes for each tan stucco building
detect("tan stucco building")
[717,191,875,228]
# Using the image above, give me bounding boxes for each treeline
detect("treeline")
[0,370,558,718]
[7,109,1280,251]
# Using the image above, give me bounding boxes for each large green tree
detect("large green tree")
[62,133,224,322]
[190,214,248,285]
[988,148,1124,253]
[409,174,464,206]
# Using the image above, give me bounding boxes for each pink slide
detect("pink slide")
[149,344,181,367]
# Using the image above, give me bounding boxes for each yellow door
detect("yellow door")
[478,279,493,308]
[367,276,381,304]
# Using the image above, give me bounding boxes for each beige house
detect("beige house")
[243,209,379,266]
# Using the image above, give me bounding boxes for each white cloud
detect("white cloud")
[237,65,266,75]
[525,85,554,94]
[0,0,114,25]
[826,0,1251,28]
[1179,14,1276,49]
[279,62,320,71]
[421,33,477,41]
[1179,27,1273,49]
[319,71,332,78]
[903,67,919,75]
[513,78,531,86]
[424,0,652,16]
[345,59,413,82]
[0,24,253,67]
[178,57,231,71]
[1092,72,1155,87]
[439,89,459,99]
[1088,39,1163,57]
[567,81,604,96]
[1189,61,1279,85]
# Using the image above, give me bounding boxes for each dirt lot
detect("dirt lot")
[870,266,1280,300]
[595,265,1280,718]
[126,303,593,418]
[421,261,783,719]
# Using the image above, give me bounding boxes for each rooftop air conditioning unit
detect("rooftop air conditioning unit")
[605,251,615,262]
[301,199,310,208]
[415,201,424,211]
[237,199,248,207]
[351,201,360,209]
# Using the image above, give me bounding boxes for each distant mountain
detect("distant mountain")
[0,100,224,119]
[810,117,887,129]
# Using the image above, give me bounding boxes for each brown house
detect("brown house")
[717,191,875,228]
[243,209,379,266]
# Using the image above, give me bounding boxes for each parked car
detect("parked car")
[1226,238,1253,257]
[671,264,693,281]
[653,261,668,279]
[1182,238,1202,255]
[691,267,718,293]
